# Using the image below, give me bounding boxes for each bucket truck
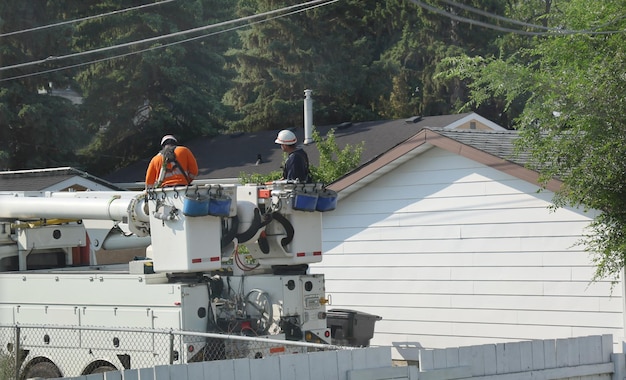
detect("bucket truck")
[0,182,338,378]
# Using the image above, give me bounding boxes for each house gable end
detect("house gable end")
[445,113,507,131]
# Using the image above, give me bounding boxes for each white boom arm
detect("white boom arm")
[0,192,147,227]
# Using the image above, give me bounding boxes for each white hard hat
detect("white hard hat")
[160,135,177,146]
[274,129,297,145]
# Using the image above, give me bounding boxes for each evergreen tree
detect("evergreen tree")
[377,0,506,120]
[224,0,398,132]
[72,0,236,175]
[1,0,570,178]
[0,1,84,170]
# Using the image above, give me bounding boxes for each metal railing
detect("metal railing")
[0,324,344,379]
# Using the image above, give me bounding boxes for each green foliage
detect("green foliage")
[376,0,506,121]
[436,53,531,127]
[226,0,476,132]
[440,0,626,281]
[2,0,521,173]
[0,0,236,174]
[0,90,80,169]
[239,169,282,184]
[0,0,85,170]
[71,0,235,176]
[310,128,363,184]
[238,127,363,185]
[245,0,504,130]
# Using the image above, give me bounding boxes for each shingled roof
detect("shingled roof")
[0,167,123,192]
[328,127,561,199]
[103,112,503,186]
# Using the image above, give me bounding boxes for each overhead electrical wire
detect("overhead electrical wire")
[440,0,626,33]
[0,0,336,83]
[3,0,623,83]
[409,0,546,36]
[437,0,557,31]
[0,0,178,38]
[410,0,626,36]
[0,0,337,73]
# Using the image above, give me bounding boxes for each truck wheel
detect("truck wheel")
[23,361,62,379]
[90,365,116,374]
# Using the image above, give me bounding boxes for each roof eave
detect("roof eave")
[327,129,562,199]
[327,131,431,198]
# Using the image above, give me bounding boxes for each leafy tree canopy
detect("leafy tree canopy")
[310,128,363,184]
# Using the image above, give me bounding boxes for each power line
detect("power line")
[0,0,338,83]
[7,0,622,83]
[437,0,557,31]
[410,0,625,36]
[0,0,335,73]
[410,0,545,36]
[0,0,177,38]
[441,0,626,33]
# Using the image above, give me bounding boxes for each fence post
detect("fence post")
[614,352,626,380]
[169,330,174,365]
[14,325,20,380]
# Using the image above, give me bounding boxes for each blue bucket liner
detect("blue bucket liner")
[183,194,209,216]
[292,192,318,212]
[316,190,338,212]
[209,195,232,217]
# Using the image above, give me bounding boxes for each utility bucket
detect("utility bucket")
[183,194,209,216]
[292,192,318,212]
[315,190,338,212]
[208,195,232,217]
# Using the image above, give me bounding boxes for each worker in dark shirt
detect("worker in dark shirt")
[274,129,311,183]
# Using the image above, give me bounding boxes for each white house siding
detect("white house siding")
[311,146,623,361]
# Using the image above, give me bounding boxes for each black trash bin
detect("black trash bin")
[326,309,382,347]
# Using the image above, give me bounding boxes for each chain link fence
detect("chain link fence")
[0,325,18,380]
[0,324,342,379]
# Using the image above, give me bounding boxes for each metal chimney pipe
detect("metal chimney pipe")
[304,89,313,145]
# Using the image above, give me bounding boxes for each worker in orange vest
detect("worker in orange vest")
[145,135,198,188]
